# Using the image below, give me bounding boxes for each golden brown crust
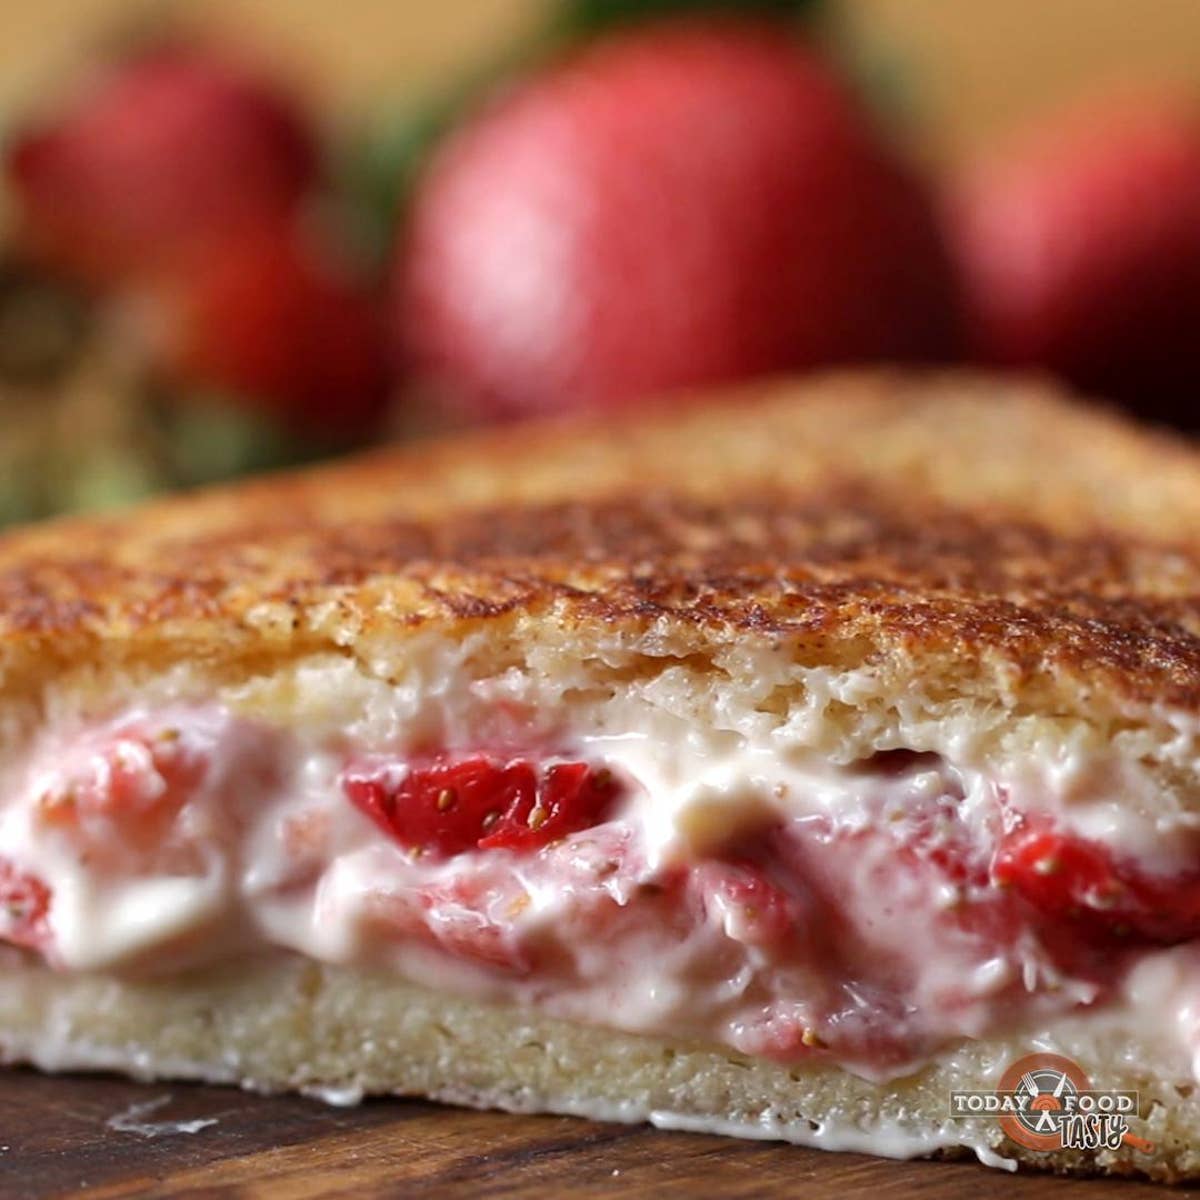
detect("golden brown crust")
[4,370,1200,716]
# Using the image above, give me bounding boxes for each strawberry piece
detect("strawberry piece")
[692,858,802,947]
[156,222,389,439]
[948,90,1200,424]
[738,986,917,1069]
[480,761,621,852]
[363,830,650,973]
[7,41,317,284]
[894,804,990,892]
[35,722,208,851]
[343,755,623,859]
[366,871,533,973]
[346,757,535,858]
[398,17,959,420]
[0,861,50,950]
[992,813,1200,943]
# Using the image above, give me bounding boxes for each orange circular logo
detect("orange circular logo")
[996,1052,1093,1152]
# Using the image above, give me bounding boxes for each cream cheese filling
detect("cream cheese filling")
[1,655,1199,1093]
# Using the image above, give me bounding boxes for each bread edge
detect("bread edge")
[0,953,1194,1181]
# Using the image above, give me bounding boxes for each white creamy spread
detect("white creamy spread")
[1,677,1199,1166]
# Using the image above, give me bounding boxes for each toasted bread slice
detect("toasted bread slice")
[3,371,1200,1179]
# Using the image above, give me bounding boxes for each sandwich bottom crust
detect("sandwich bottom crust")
[0,952,1193,1182]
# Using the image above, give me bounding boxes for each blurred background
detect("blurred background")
[1,0,1199,525]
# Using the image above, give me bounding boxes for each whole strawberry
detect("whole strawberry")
[154,223,389,440]
[949,92,1200,423]
[7,41,318,285]
[397,18,959,419]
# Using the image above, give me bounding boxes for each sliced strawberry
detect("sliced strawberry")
[345,757,535,858]
[343,755,623,859]
[422,879,530,971]
[480,762,621,852]
[895,804,991,892]
[0,861,50,950]
[365,872,532,972]
[35,721,209,855]
[737,986,919,1069]
[992,813,1200,943]
[692,857,803,947]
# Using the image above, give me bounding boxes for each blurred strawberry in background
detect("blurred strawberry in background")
[5,0,1200,529]
[153,222,388,441]
[949,91,1200,424]
[0,34,390,524]
[397,17,960,420]
[7,40,318,285]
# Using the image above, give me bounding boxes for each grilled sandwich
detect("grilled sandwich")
[2,372,1200,1178]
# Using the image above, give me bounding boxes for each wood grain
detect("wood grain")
[0,1071,1186,1199]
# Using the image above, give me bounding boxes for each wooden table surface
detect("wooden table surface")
[0,1069,1188,1199]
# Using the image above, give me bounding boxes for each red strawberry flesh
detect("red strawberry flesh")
[0,861,50,950]
[691,857,803,948]
[36,722,207,834]
[992,813,1200,943]
[343,755,623,859]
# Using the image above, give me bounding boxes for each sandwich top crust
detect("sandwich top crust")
[2,369,1200,731]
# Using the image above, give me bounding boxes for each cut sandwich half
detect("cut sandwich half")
[3,372,1200,1179]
